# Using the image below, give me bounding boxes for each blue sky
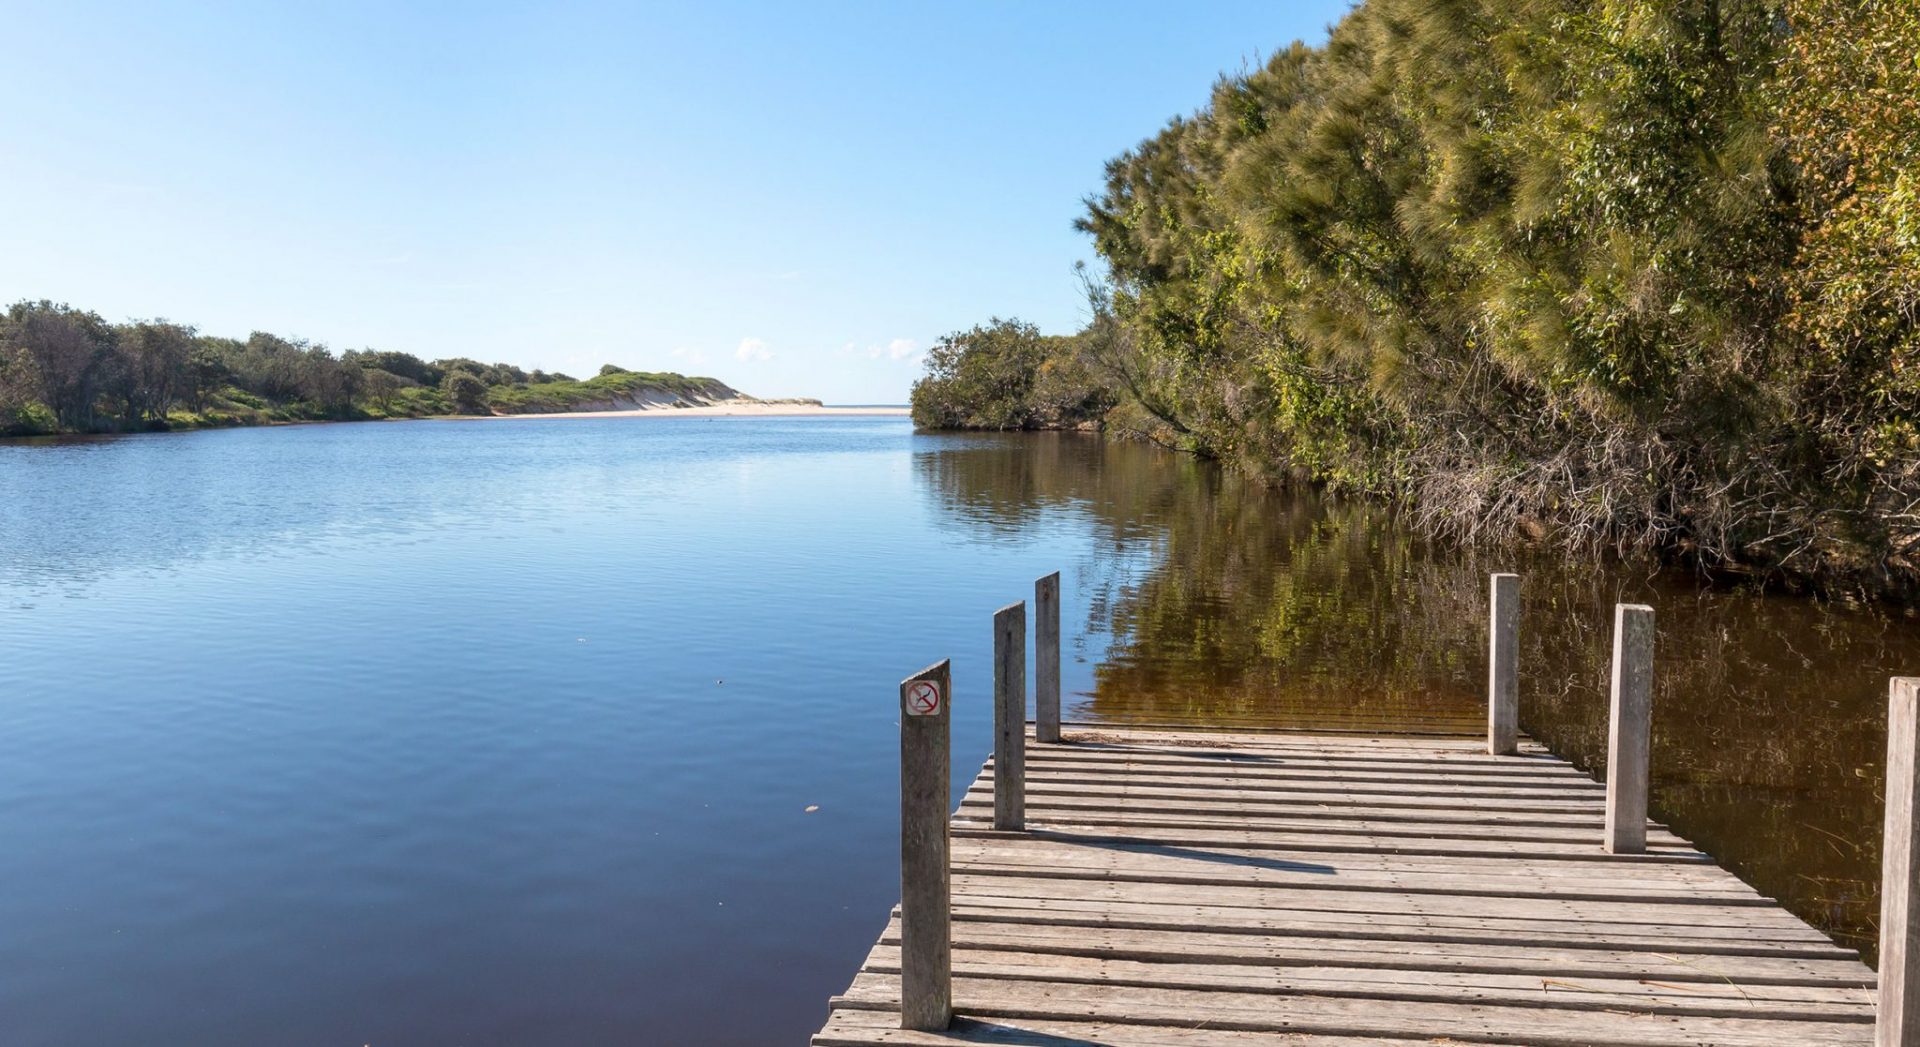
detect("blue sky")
[1,1,1352,403]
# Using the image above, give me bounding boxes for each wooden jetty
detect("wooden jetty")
[814,575,1915,1046]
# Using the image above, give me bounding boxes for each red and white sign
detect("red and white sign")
[905,679,943,717]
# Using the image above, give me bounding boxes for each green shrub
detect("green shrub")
[440,371,490,414]
[911,319,1112,430]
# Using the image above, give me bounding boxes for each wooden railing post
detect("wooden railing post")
[1604,604,1654,854]
[1488,573,1519,756]
[898,660,952,1031]
[1036,572,1061,744]
[994,601,1027,831]
[1880,677,1920,1046]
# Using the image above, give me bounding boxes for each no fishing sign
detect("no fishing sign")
[905,678,943,717]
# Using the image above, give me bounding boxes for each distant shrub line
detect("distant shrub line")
[0,302,738,436]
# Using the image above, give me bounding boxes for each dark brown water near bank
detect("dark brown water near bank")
[921,432,1903,963]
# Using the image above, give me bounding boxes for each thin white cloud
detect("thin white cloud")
[735,337,773,362]
[672,346,709,364]
[866,337,922,362]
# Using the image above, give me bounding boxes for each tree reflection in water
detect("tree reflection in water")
[917,430,1904,960]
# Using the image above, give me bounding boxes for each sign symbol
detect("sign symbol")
[906,679,942,717]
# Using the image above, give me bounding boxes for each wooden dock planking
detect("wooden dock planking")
[815,725,1876,1046]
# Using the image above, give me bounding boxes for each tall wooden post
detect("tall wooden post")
[898,660,951,1031]
[1036,572,1061,744]
[993,601,1027,831]
[1488,573,1519,756]
[1604,604,1654,854]
[1880,677,1920,1047]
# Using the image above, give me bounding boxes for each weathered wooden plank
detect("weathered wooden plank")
[967,787,1674,829]
[1022,748,1599,781]
[957,800,1634,837]
[958,791,1637,825]
[1028,737,1581,765]
[1010,768,1605,801]
[1003,778,1599,805]
[1007,763,1608,795]
[872,915,1869,986]
[813,1008,1440,1046]
[1036,739,1572,761]
[1045,748,1580,778]
[941,907,1851,964]
[1069,703,1483,721]
[936,895,1856,957]
[1068,706,1485,724]
[989,763,1607,791]
[947,872,1838,936]
[1049,732,1521,748]
[859,944,1874,1018]
[948,833,1743,883]
[949,819,1712,864]
[954,801,1702,849]
[971,778,1605,809]
[832,971,1874,1046]
[1060,727,1537,750]
[1076,716,1490,737]
[947,836,1765,891]
[951,860,1768,910]
[1062,729,1552,748]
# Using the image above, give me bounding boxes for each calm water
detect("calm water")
[0,417,1907,1044]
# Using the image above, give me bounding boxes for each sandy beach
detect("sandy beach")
[490,402,909,420]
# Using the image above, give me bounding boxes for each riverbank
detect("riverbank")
[3,298,868,438]
[490,403,908,420]
[0,401,910,442]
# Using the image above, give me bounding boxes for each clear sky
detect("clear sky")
[1,1,1353,403]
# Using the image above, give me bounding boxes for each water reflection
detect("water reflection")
[918,431,1903,960]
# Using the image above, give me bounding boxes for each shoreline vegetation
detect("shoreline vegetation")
[0,298,826,437]
[486,403,905,420]
[913,1,1920,600]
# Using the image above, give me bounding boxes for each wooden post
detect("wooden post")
[1036,572,1061,744]
[993,601,1026,831]
[1604,604,1654,854]
[1488,573,1519,756]
[898,660,951,1031]
[1880,678,1920,1046]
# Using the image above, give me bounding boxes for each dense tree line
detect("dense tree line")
[0,300,735,435]
[926,0,1920,594]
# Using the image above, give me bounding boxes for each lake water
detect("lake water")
[0,416,1908,1044]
